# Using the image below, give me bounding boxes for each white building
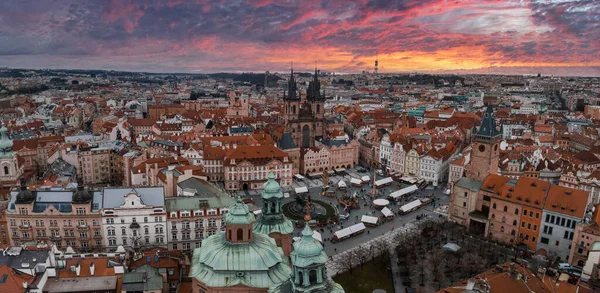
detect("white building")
[101,187,167,251]
[419,149,452,187]
[379,134,392,168]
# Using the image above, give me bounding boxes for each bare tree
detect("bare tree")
[338,251,355,274]
[354,245,371,269]
[459,252,487,278]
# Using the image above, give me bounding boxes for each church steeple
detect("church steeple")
[287,223,345,292]
[254,171,294,255]
[286,66,298,100]
[307,65,322,101]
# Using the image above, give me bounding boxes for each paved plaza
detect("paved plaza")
[238,166,450,258]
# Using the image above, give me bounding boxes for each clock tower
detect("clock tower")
[469,105,501,181]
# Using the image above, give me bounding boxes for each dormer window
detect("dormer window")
[170,212,177,218]
[525,198,530,203]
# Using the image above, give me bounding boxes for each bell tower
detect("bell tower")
[469,105,501,181]
[284,67,300,125]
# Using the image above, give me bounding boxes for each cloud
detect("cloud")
[0,0,598,73]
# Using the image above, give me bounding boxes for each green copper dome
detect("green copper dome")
[291,224,329,268]
[225,197,255,225]
[263,172,283,199]
[0,121,14,156]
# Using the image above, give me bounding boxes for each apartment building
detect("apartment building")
[7,179,104,251]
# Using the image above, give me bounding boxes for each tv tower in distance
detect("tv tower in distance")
[374,52,379,75]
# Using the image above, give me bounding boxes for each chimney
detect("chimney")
[90,262,95,276]
[75,264,81,277]
[592,204,600,226]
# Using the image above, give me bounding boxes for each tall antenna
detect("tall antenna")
[374,51,379,75]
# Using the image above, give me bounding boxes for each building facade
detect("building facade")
[165,194,234,251]
[101,187,167,251]
[7,179,104,251]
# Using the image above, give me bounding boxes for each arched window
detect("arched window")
[503,206,507,212]
[493,203,496,209]
[316,104,320,113]
[491,214,495,219]
[511,230,516,236]
[247,229,251,240]
[297,271,304,285]
[3,166,7,175]
[500,226,504,232]
[309,269,318,285]
[514,208,519,215]
[237,228,243,241]
[292,105,296,114]
[513,220,517,226]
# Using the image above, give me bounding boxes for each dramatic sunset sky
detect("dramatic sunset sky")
[0,0,598,74]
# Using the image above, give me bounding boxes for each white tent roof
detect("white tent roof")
[389,185,418,199]
[375,177,393,187]
[295,174,305,179]
[381,207,393,217]
[338,180,347,187]
[400,199,422,213]
[334,223,366,239]
[361,175,370,182]
[443,243,461,252]
[295,186,309,194]
[361,215,379,224]
[350,178,362,185]
[373,199,390,206]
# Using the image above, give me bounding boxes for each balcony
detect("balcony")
[93,234,103,239]
[22,236,33,241]
[130,222,140,229]
[51,235,62,241]
[18,224,32,230]
[77,224,90,231]
[64,234,76,239]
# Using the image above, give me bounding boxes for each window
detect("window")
[503,206,507,212]
[122,238,127,245]
[521,222,525,228]
[513,220,517,226]
[555,240,560,246]
[536,213,539,219]
[546,214,550,222]
[3,166,8,175]
[237,228,243,240]
[564,231,569,239]
[109,239,116,246]
[561,218,566,227]
[144,217,148,223]
[541,237,549,244]
[514,208,519,215]
[532,237,536,243]
[533,225,537,231]
[145,227,149,234]
[463,202,466,207]
[122,228,126,235]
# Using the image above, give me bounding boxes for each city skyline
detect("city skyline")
[0,0,599,75]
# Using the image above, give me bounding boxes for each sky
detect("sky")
[0,0,599,75]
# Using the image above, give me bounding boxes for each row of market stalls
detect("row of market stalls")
[389,185,418,200]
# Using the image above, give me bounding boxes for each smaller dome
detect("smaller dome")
[225,197,255,225]
[262,172,283,199]
[72,178,91,204]
[294,224,323,258]
[15,178,34,204]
